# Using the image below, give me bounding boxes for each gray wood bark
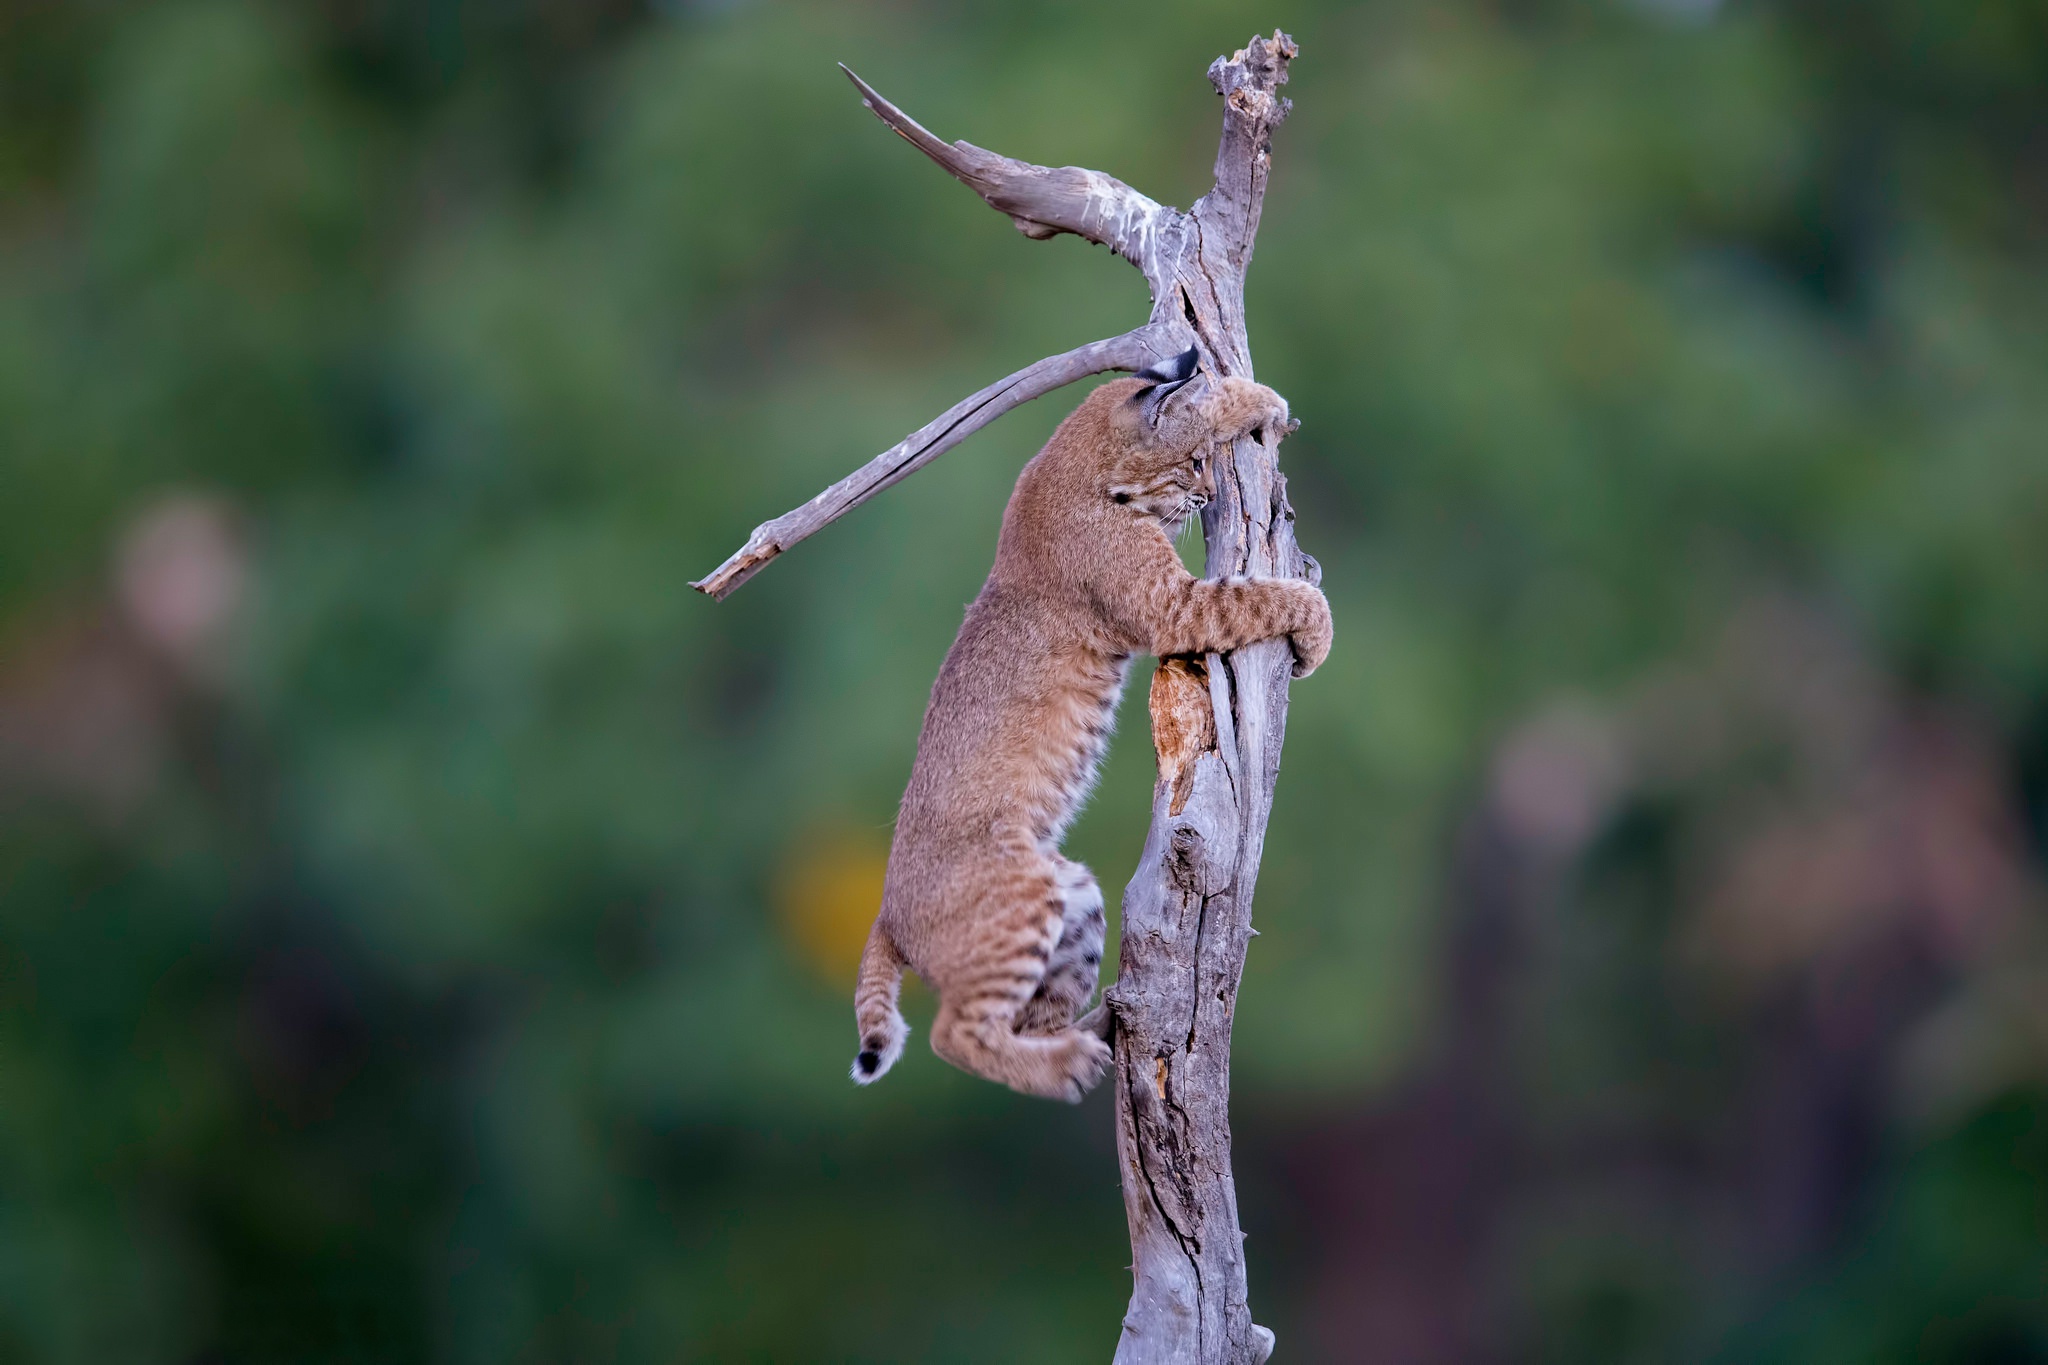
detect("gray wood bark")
[691,35,1306,1363]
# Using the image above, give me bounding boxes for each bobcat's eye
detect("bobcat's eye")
[1191,457,1204,473]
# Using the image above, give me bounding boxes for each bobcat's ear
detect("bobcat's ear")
[1134,347,1199,390]
[1130,347,1201,428]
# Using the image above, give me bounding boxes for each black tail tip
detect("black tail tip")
[855,1050,881,1076]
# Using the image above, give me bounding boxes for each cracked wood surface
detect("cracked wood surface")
[693,34,1308,1363]
[1105,33,1302,1365]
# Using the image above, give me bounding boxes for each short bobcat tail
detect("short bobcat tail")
[850,924,910,1085]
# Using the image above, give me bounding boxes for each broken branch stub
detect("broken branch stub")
[691,34,1310,1365]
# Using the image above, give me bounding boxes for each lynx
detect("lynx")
[851,350,1332,1101]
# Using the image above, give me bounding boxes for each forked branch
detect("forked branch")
[692,62,1206,601]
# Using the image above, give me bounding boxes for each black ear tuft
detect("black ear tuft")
[1129,347,1202,424]
[1134,346,1199,388]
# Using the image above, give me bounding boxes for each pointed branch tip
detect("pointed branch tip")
[691,327,1174,599]
[837,63,1168,268]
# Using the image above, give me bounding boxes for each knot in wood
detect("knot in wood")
[1166,824,1206,892]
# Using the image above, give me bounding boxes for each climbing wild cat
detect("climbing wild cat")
[850,351,1333,1101]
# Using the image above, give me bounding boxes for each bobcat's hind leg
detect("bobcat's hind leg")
[931,995,1111,1103]
[1015,857,1105,1036]
[928,855,1111,1102]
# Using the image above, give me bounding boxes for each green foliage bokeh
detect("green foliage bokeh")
[2,1,2045,1360]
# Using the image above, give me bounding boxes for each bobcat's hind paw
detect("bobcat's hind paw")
[1061,1030,1113,1104]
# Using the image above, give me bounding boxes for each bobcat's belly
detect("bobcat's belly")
[1026,652,1131,844]
[895,591,1133,857]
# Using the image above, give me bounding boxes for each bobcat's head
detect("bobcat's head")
[1102,348,1218,536]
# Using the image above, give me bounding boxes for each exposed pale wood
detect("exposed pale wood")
[694,36,1310,1363]
[1149,658,1216,818]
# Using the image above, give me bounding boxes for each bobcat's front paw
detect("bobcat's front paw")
[1283,581,1333,679]
[1205,377,1293,447]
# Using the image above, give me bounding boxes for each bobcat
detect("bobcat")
[851,350,1332,1101]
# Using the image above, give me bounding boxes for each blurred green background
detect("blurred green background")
[3,0,2046,1360]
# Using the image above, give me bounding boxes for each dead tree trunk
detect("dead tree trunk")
[692,35,1305,1364]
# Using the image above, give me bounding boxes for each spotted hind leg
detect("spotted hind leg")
[1015,857,1105,1036]
[927,851,1112,1102]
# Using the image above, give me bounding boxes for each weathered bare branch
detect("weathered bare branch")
[839,65,1169,271]
[1198,34,1295,258]
[1104,32,1301,1365]
[690,326,1167,599]
[694,63,1201,601]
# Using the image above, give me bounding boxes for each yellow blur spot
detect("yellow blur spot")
[775,831,888,983]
